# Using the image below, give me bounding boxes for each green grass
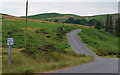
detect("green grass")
[25,13,77,20]
[2,15,94,73]
[2,19,79,48]
[2,13,119,74]
[88,14,119,24]
[2,48,94,73]
[102,55,119,58]
[78,28,119,56]
[44,18,67,23]
[30,13,119,24]
[0,49,1,74]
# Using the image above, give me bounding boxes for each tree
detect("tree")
[64,17,74,23]
[115,17,120,37]
[73,19,81,24]
[109,15,113,33]
[105,15,113,33]
[105,15,110,32]
[88,19,97,26]
[95,21,102,29]
[53,19,59,22]
[80,19,87,25]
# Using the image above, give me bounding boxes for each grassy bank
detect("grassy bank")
[2,16,79,48]
[2,15,94,73]
[78,28,119,57]
[2,48,93,73]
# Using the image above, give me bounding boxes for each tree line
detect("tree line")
[105,15,120,37]
[63,17,97,26]
[51,15,120,37]
[63,15,120,37]
[62,17,104,30]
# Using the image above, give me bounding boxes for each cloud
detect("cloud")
[0,0,119,2]
[0,2,118,16]
[1,2,26,16]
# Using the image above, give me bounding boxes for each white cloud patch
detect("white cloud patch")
[0,0,119,2]
[0,2,118,16]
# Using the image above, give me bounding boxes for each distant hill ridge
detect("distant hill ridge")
[23,13,119,23]
[24,13,78,20]
[1,12,119,25]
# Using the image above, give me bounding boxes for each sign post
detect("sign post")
[7,38,14,64]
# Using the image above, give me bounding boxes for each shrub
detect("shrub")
[35,29,48,34]
[45,33,51,38]
[96,49,118,56]
[21,45,37,54]
[56,26,75,40]
[96,49,109,56]
[42,43,66,53]
[42,43,56,52]
[56,47,66,54]
[69,51,86,57]
[36,46,46,52]
[21,43,66,55]
[24,69,34,74]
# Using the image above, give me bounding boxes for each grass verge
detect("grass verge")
[78,28,119,58]
[2,48,94,73]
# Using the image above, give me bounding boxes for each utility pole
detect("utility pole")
[25,0,28,49]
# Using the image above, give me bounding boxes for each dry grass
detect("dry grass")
[2,14,92,28]
[2,48,94,73]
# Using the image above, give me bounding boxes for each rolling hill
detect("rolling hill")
[87,13,119,24]
[79,28,119,56]
[24,13,79,20]
[26,13,119,27]
[2,14,93,73]
[25,13,119,21]
[1,13,119,73]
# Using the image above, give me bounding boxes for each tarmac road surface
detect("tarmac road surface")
[54,29,119,73]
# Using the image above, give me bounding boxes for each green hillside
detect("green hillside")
[25,13,77,20]
[88,13,119,24]
[2,14,93,73]
[25,13,85,23]
[27,13,118,23]
[2,13,119,73]
[2,14,78,48]
[27,13,119,36]
[79,28,119,57]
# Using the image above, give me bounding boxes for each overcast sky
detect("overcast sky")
[0,0,119,16]
[0,0,119,2]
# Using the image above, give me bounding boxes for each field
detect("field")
[2,14,76,48]
[2,48,93,73]
[26,13,119,25]
[2,14,94,73]
[78,28,119,57]
[23,13,85,23]
[1,13,119,73]
[25,13,77,20]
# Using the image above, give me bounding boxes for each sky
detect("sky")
[0,0,119,2]
[0,0,119,16]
